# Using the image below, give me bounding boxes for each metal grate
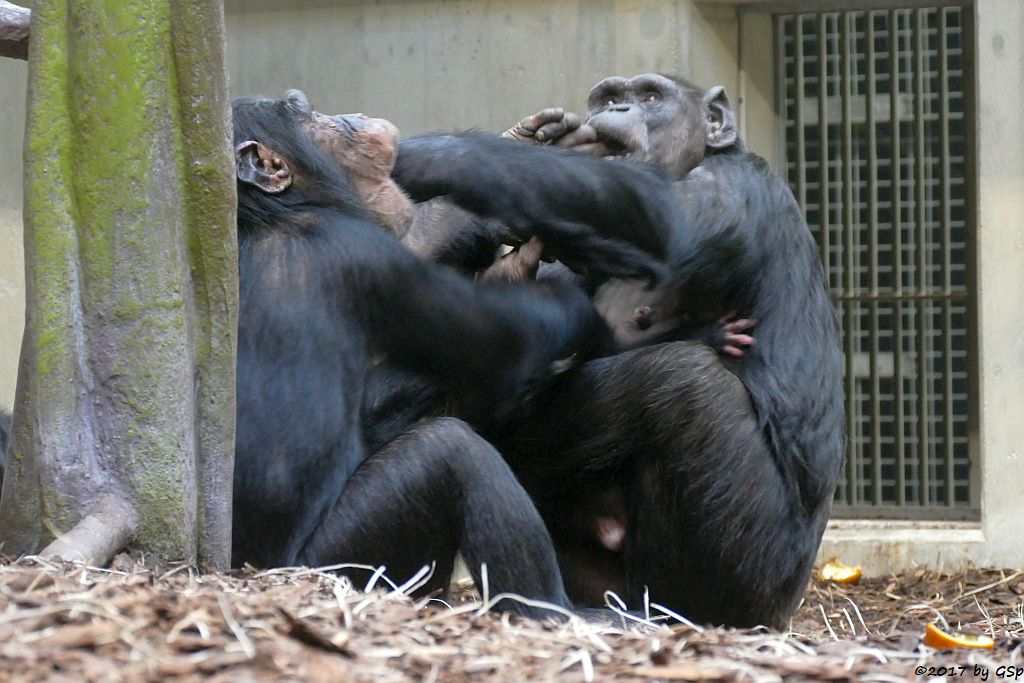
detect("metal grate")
[776,6,976,519]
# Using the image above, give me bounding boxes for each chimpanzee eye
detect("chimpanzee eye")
[603,96,618,107]
[643,92,661,104]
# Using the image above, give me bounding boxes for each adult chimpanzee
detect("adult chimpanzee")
[391,73,845,628]
[229,89,660,617]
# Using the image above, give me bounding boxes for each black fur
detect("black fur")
[391,77,844,628]
[230,94,620,617]
[395,133,671,284]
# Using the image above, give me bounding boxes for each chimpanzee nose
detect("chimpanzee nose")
[608,103,632,112]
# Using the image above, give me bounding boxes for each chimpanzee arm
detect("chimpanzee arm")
[403,199,513,273]
[341,221,611,413]
[393,133,676,283]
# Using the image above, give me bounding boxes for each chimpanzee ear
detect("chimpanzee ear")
[235,141,293,194]
[702,86,738,150]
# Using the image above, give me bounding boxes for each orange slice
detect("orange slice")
[817,558,863,584]
[922,623,995,650]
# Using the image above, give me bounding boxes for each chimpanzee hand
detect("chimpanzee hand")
[711,312,757,358]
[491,279,614,426]
[480,236,547,283]
[503,108,622,157]
[502,108,599,148]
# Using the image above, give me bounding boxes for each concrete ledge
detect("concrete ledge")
[818,520,986,577]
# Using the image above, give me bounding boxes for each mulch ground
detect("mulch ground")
[0,557,1021,682]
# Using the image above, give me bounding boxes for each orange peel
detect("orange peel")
[922,623,995,650]
[817,557,863,584]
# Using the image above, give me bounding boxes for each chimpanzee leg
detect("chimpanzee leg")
[612,345,804,628]
[299,417,571,618]
[496,342,805,627]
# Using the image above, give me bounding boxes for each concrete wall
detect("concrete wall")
[811,0,1024,575]
[971,0,1024,568]
[223,0,740,135]
[0,56,27,413]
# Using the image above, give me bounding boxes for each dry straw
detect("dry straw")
[0,557,1020,681]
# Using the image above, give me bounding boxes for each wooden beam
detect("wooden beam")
[0,1,30,61]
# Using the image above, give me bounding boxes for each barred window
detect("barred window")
[777,6,977,518]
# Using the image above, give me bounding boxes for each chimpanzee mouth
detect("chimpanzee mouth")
[592,127,646,160]
[597,135,631,158]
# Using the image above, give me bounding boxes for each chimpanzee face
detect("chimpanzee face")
[584,74,737,179]
[234,90,413,235]
[284,90,402,184]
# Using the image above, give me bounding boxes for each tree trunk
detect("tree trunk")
[0,0,237,569]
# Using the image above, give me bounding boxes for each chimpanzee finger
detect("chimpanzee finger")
[552,123,598,149]
[719,329,755,358]
[480,237,546,283]
[566,139,614,157]
[501,107,565,143]
[563,111,583,130]
[725,318,758,334]
[535,111,582,143]
[721,345,745,358]
[521,107,565,137]
[726,333,755,347]
[517,236,546,266]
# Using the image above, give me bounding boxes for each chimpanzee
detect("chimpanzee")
[391,74,845,628]
[229,90,689,618]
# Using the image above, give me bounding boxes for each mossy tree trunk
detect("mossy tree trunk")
[0,0,238,569]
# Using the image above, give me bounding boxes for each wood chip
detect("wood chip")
[0,558,1019,681]
[633,664,735,680]
[31,622,121,649]
[277,607,354,658]
[195,650,256,673]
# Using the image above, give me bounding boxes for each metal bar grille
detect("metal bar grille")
[777,5,976,518]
